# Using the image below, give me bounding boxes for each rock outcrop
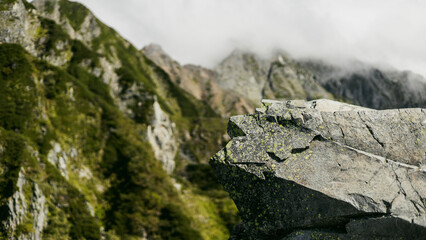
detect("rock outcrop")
[1,170,47,240]
[301,60,426,109]
[147,98,178,174]
[0,0,40,56]
[142,44,253,117]
[47,142,69,179]
[33,0,102,45]
[211,99,426,239]
[215,50,333,105]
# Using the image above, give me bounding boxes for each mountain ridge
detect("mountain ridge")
[0,0,425,239]
[142,44,254,117]
[0,0,239,239]
[144,43,426,110]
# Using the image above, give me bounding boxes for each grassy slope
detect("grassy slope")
[0,0,239,239]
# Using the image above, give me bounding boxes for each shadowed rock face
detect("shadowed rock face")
[210,99,426,240]
[301,60,426,110]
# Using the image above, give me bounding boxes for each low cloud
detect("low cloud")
[79,0,426,76]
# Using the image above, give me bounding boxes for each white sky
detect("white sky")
[77,0,426,76]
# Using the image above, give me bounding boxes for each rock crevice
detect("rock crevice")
[210,99,426,239]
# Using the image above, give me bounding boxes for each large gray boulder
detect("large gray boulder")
[210,99,426,239]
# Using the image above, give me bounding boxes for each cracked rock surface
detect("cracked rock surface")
[210,99,426,240]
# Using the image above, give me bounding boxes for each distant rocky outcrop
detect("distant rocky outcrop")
[211,99,426,239]
[147,97,178,174]
[301,60,426,109]
[144,45,426,114]
[215,50,333,104]
[142,44,253,117]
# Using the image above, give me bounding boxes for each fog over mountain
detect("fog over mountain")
[1,1,425,239]
[77,0,426,77]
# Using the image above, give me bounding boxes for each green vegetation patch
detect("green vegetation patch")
[158,203,203,240]
[58,0,89,31]
[186,164,223,191]
[0,0,17,11]
[0,44,37,131]
[70,40,100,67]
[38,18,69,54]
[101,128,203,239]
[22,0,35,10]
[43,161,101,240]
[0,129,27,201]
[0,5,241,239]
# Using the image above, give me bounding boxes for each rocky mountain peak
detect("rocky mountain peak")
[215,49,333,104]
[142,43,168,57]
[142,44,254,117]
[142,43,176,67]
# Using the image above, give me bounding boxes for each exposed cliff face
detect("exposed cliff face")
[0,0,40,56]
[144,45,341,116]
[3,171,28,238]
[211,99,426,239]
[32,0,101,45]
[0,142,48,240]
[29,184,47,240]
[142,44,254,117]
[147,98,178,174]
[215,50,333,105]
[146,46,426,113]
[204,48,426,111]
[262,54,334,101]
[215,50,268,104]
[301,60,426,109]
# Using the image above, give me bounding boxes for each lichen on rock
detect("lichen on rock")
[210,99,426,239]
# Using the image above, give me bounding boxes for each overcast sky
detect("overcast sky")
[78,0,426,76]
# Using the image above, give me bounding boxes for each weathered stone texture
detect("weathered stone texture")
[211,99,426,239]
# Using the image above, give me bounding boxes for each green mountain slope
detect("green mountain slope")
[0,0,238,239]
[2,0,424,239]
